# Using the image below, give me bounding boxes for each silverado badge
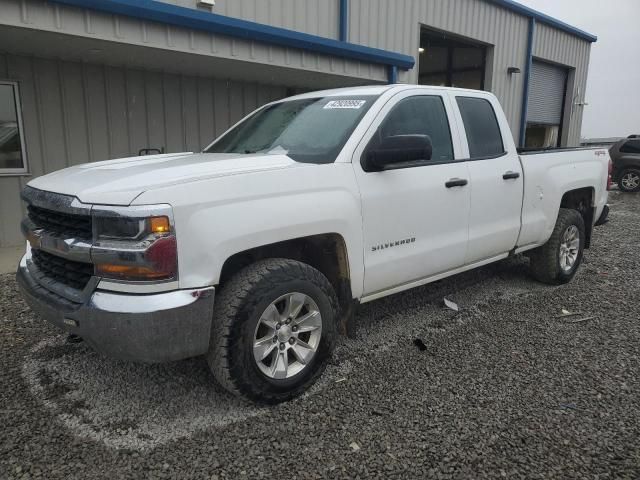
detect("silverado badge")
[371,237,416,252]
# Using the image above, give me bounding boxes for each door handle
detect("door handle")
[503,171,521,180]
[445,178,468,188]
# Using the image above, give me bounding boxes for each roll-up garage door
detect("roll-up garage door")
[527,60,567,125]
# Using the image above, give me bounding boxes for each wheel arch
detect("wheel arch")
[218,233,356,335]
[559,187,595,248]
[613,157,640,181]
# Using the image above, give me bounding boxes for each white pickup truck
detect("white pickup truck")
[17,85,610,403]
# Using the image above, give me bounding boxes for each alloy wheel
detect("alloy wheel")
[559,225,580,272]
[621,172,640,191]
[253,292,322,379]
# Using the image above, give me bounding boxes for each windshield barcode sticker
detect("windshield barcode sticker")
[323,100,367,109]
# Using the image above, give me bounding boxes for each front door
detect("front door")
[352,90,471,297]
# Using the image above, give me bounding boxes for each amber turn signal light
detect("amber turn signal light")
[95,264,169,280]
[150,216,171,234]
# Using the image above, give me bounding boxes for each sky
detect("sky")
[518,0,640,139]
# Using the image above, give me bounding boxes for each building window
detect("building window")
[0,81,28,175]
[418,28,487,90]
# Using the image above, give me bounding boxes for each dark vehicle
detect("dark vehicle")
[610,137,640,192]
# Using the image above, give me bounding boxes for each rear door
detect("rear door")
[451,94,524,264]
[352,88,471,297]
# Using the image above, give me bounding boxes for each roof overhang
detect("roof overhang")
[47,0,416,70]
[488,0,597,43]
[0,24,385,89]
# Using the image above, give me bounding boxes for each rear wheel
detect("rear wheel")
[528,208,585,285]
[207,259,338,403]
[618,168,640,192]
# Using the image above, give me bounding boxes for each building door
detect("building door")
[418,29,487,90]
[525,60,568,148]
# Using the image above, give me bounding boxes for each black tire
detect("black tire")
[528,208,585,285]
[207,258,338,404]
[617,168,640,193]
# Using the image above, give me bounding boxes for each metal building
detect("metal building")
[0,0,596,247]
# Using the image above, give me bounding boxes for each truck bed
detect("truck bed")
[517,146,604,155]
[516,146,610,251]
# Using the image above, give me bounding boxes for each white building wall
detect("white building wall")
[533,22,592,146]
[347,0,591,146]
[0,0,387,85]
[164,0,341,39]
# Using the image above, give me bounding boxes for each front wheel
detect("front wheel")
[207,259,338,403]
[528,208,585,285]
[618,168,640,193]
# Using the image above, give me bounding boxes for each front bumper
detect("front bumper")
[17,256,215,363]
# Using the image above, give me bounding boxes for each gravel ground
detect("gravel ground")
[1,190,639,479]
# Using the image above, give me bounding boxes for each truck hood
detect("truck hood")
[27,152,305,205]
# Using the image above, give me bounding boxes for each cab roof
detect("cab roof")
[284,84,493,101]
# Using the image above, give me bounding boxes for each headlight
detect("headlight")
[94,215,170,241]
[92,209,178,282]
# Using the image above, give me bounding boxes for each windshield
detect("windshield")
[205,95,378,163]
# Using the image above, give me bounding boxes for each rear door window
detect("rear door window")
[456,96,505,158]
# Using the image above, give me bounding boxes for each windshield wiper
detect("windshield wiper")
[243,146,271,154]
[243,145,288,155]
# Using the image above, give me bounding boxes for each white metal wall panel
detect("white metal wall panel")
[0,0,594,146]
[162,0,340,39]
[347,0,592,146]
[348,0,530,141]
[0,0,387,84]
[0,52,288,247]
[155,1,594,147]
[527,60,566,125]
[533,22,592,146]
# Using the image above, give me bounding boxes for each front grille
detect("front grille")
[27,204,92,239]
[31,249,93,291]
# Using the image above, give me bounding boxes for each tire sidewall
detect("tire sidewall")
[618,168,640,193]
[229,276,336,399]
[554,212,585,282]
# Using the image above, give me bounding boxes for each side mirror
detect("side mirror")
[364,134,433,171]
